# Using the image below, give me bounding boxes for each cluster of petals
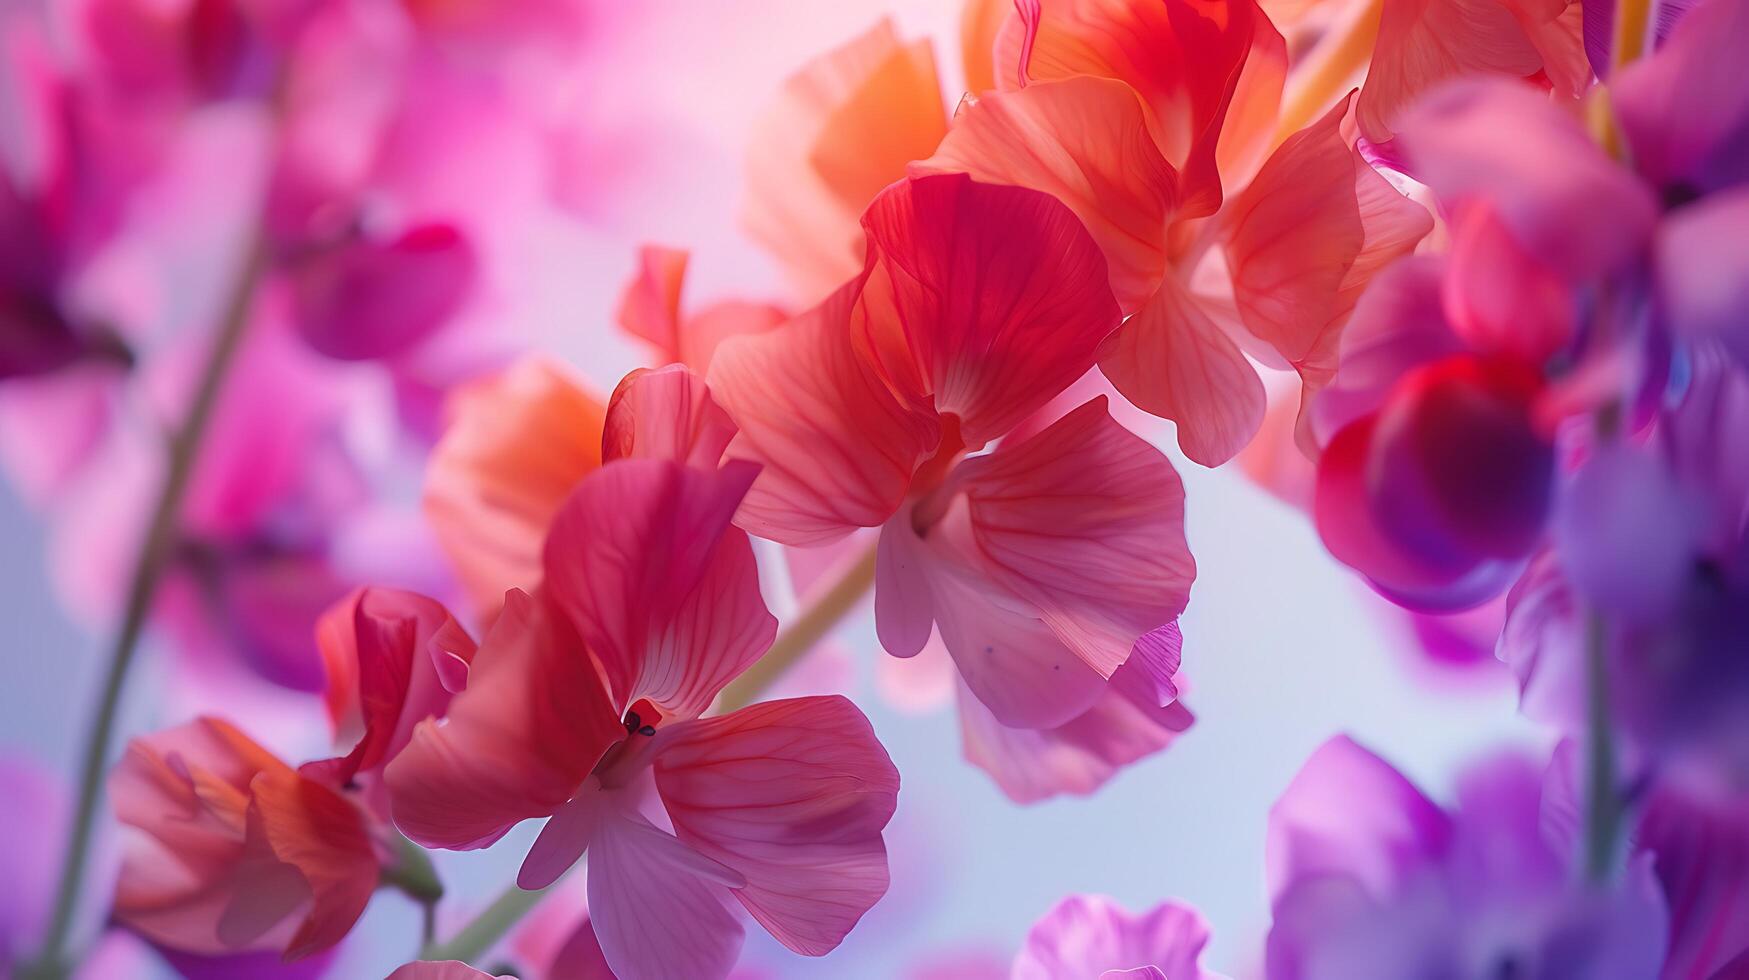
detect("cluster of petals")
[391,367,902,980]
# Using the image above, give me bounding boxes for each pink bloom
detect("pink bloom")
[614,245,787,373]
[1014,893,1224,980]
[287,222,478,362]
[109,717,383,961]
[387,450,899,979]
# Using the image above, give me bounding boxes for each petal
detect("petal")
[1395,78,1657,281]
[993,0,1281,216]
[424,357,606,615]
[1442,202,1575,362]
[586,809,746,980]
[912,76,1181,312]
[386,963,504,980]
[1265,735,1450,907]
[960,0,1010,93]
[313,586,475,787]
[1639,788,1749,980]
[874,514,936,659]
[1356,0,1545,143]
[1099,276,1267,466]
[245,768,379,959]
[959,664,1195,804]
[614,245,688,365]
[1126,622,1185,708]
[543,459,777,720]
[710,278,941,546]
[1014,894,1218,980]
[518,790,605,891]
[384,590,625,850]
[857,173,1122,447]
[602,365,738,471]
[291,223,477,361]
[1655,188,1749,370]
[742,19,947,301]
[1223,94,1432,390]
[654,695,900,956]
[1612,0,1749,196]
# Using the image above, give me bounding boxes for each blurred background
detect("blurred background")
[0,1,1544,975]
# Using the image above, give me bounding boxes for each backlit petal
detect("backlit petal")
[602,365,738,471]
[1356,0,1544,143]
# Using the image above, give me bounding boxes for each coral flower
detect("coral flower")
[109,718,383,961]
[388,424,899,978]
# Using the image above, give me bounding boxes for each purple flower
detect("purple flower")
[1265,736,1669,980]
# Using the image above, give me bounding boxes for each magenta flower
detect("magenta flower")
[1014,894,1224,980]
[1265,737,1668,979]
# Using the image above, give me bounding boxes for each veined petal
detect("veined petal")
[602,365,738,471]
[245,768,378,959]
[384,590,624,850]
[1356,0,1545,143]
[1099,275,1267,466]
[424,357,606,615]
[858,173,1122,447]
[710,278,941,546]
[586,808,746,980]
[912,76,1182,312]
[654,695,900,957]
[743,19,948,301]
[543,459,777,720]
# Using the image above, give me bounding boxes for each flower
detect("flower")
[387,442,900,979]
[1013,894,1224,980]
[108,717,384,961]
[1264,736,1668,979]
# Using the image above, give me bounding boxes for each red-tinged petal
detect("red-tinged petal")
[709,279,941,546]
[743,19,948,301]
[586,809,746,980]
[677,300,788,375]
[291,223,477,361]
[655,695,900,957]
[543,459,777,720]
[602,365,737,471]
[992,0,1279,217]
[1655,188,1749,371]
[1396,78,1657,281]
[858,173,1121,446]
[246,768,378,959]
[1612,0,1749,196]
[615,245,688,365]
[387,962,505,980]
[1265,735,1451,906]
[384,590,624,850]
[424,357,606,616]
[313,587,475,788]
[1099,275,1267,466]
[1356,0,1544,144]
[1218,13,1290,188]
[543,914,618,980]
[1442,203,1574,362]
[1224,94,1432,394]
[960,664,1196,804]
[912,76,1182,312]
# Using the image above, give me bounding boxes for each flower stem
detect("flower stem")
[1582,612,1622,881]
[424,538,882,964]
[1611,0,1654,73]
[1272,0,1384,144]
[21,231,269,980]
[718,540,879,712]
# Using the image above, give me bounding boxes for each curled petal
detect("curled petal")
[710,278,941,545]
[1265,735,1450,907]
[1099,275,1267,466]
[913,76,1182,312]
[602,365,737,471]
[424,357,605,615]
[1396,78,1657,281]
[290,224,476,361]
[1640,789,1749,980]
[655,695,900,957]
[543,459,777,720]
[246,769,378,959]
[858,173,1121,447]
[384,590,624,850]
[743,19,948,300]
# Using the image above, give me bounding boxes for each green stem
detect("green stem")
[21,232,269,980]
[1582,613,1622,881]
[426,538,882,964]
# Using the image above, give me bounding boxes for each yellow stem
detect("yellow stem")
[1272,0,1385,145]
[1610,0,1654,73]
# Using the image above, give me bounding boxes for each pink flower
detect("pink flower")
[387,447,899,979]
[109,717,383,961]
[1014,894,1224,980]
[614,245,787,373]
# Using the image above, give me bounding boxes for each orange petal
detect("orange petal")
[960,0,1012,93]
[743,20,948,302]
[914,76,1181,312]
